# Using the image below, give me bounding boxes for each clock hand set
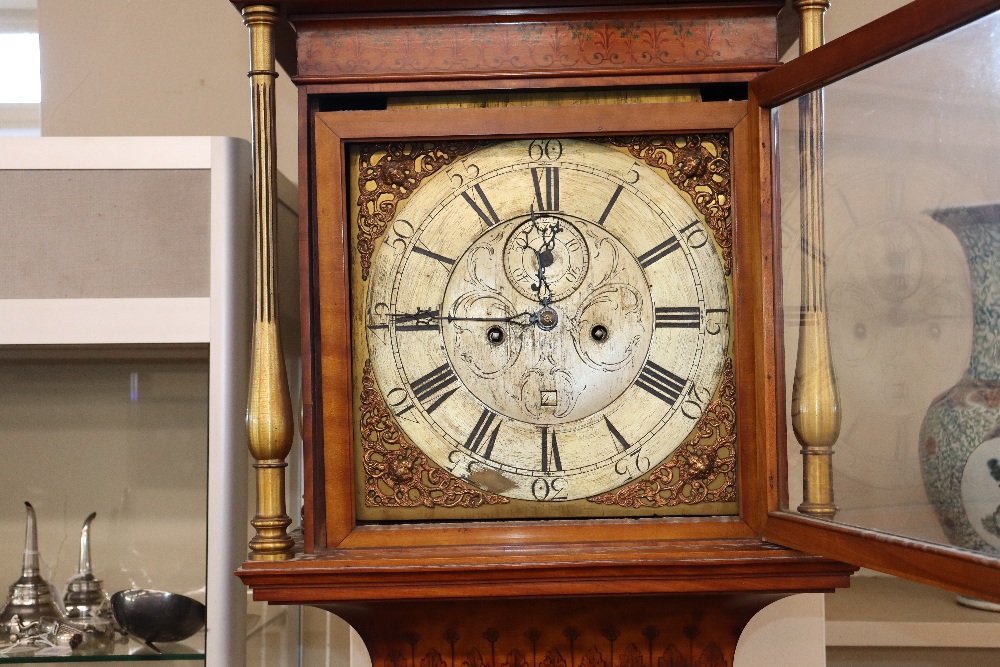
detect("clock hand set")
[527,205,563,306]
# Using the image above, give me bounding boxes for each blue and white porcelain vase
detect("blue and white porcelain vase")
[919,203,1000,562]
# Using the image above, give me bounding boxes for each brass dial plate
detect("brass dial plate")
[350,137,736,519]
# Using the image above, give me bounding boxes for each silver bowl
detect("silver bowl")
[110,589,206,653]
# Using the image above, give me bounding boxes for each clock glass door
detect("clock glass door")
[755,0,1000,599]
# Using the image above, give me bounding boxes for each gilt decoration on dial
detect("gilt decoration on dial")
[356,137,733,509]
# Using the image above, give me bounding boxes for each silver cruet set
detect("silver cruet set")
[1,502,207,657]
[1,504,121,657]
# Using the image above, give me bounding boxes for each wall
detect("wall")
[37,0,298,184]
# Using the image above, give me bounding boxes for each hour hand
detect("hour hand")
[382,308,534,327]
[381,308,442,331]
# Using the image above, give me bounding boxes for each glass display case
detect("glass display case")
[0,136,251,663]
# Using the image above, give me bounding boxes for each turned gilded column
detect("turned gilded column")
[243,4,295,560]
[791,0,840,518]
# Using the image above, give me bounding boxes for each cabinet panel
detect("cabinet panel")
[0,169,210,299]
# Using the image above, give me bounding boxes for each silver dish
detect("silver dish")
[109,589,205,653]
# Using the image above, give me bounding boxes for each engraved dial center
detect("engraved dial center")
[443,218,654,426]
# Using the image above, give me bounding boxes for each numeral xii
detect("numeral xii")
[531,166,559,211]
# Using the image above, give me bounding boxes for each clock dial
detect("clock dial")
[362,138,730,503]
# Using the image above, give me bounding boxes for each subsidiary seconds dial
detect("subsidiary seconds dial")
[365,139,730,501]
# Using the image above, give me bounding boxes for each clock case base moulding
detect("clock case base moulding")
[318,593,804,667]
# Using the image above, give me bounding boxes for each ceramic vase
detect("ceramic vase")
[919,203,1000,561]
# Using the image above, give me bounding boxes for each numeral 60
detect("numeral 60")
[528,139,563,161]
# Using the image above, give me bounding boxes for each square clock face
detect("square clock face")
[314,107,741,523]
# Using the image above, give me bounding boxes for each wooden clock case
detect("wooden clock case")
[228,0,1000,662]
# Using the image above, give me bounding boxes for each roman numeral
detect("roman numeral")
[636,361,687,405]
[531,166,560,211]
[410,363,459,413]
[604,416,631,454]
[462,184,501,227]
[464,409,501,460]
[411,244,456,269]
[655,306,700,328]
[596,184,624,226]
[638,236,681,267]
[541,426,562,472]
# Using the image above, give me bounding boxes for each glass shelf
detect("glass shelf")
[0,633,205,663]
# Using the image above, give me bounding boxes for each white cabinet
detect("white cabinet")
[0,136,250,664]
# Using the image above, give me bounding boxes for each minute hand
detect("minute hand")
[447,313,533,325]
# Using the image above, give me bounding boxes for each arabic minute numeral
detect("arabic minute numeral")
[390,219,414,254]
[527,139,563,161]
[678,219,709,249]
[531,476,568,501]
[614,447,651,476]
[624,161,641,185]
[681,384,713,420]
[705,307,729,335]
[385,387,418,422]
[446,159,480,189]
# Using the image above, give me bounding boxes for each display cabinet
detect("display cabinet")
[0,136,251,663]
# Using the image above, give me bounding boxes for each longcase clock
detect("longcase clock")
[230,0,1000,663]
[231,1,848,663]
